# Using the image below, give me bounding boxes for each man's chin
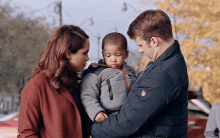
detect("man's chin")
[147,57,152,62]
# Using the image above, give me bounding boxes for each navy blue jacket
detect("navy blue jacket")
[90,40,189,138]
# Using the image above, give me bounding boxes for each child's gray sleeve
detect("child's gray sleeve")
[80,73,105,122]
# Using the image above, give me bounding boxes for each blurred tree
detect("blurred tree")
[0,1,50,108]
[138,0,220,105]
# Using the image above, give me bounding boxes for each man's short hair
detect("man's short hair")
[127,9,173,43]
[102,32,128,52]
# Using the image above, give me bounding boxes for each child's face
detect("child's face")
[102,44,128,69]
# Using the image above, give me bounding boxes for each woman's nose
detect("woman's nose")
[86,54,89,61]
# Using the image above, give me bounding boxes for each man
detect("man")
[90,9,189,138]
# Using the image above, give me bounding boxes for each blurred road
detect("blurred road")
[0,127,17,138]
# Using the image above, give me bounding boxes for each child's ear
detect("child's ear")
[125,50,129,59]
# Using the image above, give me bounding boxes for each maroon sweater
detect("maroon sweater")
[18,72,83,138]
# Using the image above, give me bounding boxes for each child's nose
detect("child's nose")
[110,56,116,62]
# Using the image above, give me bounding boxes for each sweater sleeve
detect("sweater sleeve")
[80,73,105,122]
[90,71,177,138]
[204,103,219,138]
[17,81,41,138]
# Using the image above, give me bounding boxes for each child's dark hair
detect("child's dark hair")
[102,32,127,51]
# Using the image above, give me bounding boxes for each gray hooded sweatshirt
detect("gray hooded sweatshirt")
[80,59,137,122]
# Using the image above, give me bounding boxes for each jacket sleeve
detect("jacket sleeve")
[80,73,105,122]
[204,103,219,138]
[90,71,177,138]
[17,82,41,138]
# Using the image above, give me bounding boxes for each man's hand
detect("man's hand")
[95,112,108,122]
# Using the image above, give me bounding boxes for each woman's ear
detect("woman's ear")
[65,52,71,59]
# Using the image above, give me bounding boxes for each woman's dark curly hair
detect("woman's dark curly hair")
[28,25,89,93]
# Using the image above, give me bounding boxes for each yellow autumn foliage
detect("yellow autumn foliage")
[137,0,220,105]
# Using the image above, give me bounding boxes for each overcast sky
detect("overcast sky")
[11,0,157,61]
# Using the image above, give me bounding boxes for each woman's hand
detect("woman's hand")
[95,112,108,122]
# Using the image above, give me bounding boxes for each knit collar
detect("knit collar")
[154,40,181,64]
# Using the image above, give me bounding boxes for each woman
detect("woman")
[17,25,90,138]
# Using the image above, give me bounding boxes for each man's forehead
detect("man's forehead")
[134,36,145,42]
[134,35,141,39]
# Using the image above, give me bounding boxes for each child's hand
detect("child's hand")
[95,112,108,122]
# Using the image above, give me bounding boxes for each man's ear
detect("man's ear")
[151,37,159,48]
